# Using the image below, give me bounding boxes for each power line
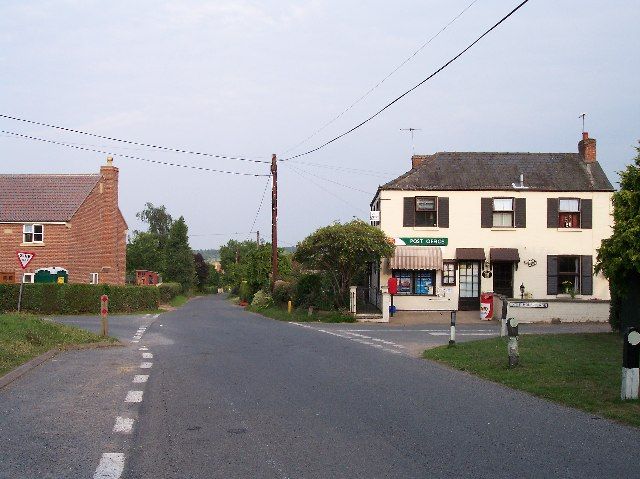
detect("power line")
[190,231,256,237]
[282,0,530,162]
[285,164,372,195]
[0,113,270,164]
[0,130,270,177]
[282,0,479,155]
[284,159,393,177]
[250,174,272,235]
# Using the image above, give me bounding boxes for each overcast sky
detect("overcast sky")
[1,1,638,249]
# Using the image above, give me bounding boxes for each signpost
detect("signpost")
[16,251,35,313]
[100,295,109,337]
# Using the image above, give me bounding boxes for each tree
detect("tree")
[164,216,196,290]
[595,143,640,330]
[294,220,394,308]
[126,231,163,274]
[193,253,210,291]
[136,202,173,249]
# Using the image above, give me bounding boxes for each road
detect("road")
[0,294,637,478]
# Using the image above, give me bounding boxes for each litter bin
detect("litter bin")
[480,292,494,320]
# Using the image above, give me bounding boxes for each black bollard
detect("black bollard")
[621,327,640,400]
[449,311,456,347]
[507,318,519,368]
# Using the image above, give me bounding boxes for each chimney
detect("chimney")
[578,132,596,163]
[99,157,120,282]
[411,155,428,169]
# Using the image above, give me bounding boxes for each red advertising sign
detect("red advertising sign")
[387,277,398,295]
[16,251,35,270]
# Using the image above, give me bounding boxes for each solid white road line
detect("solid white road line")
[93,452,125,479]
[138,347,149,351]
[125,390,144,403]
[113,416,134,433]
[133,375,149,383]
[142,352,153,359]
[140,362,153,368]
[131,340,139,343]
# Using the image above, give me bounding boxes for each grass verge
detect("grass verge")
[0,314,115,377]
[423,333,640,427]
[247,304,356,323]
[169,295,189,308]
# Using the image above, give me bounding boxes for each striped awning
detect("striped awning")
[389,246,443,270]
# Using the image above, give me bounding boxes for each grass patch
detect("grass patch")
[247,304,356,323]
[0,314,114,376]
[169,295,189,308]
[423,333,640,427]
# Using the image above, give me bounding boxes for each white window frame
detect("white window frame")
[492,198,514,228]
[23,224,44,243]
[415,196,438,227]
[90,273,99,284]
[23,273,34,283]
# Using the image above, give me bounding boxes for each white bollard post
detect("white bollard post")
[381,292,391,323]
[621,328,640,400]
[449,311,456,347]
[349,286,357,315]
[507,318,519,368]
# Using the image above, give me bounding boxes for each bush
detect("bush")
[293,273,335,310]
[0,283,159,314]
[238,281,254,303]
[158,282,182,303]
[251,290,273,310]
[272,280,292,304]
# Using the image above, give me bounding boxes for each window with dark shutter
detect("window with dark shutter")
[438,197,449,228]
[580,255,593,295]
[403,197,415,227]
[480,198,493,228]
[547,198,558,228]
[547,255,558,295]
[581,199,593,229]
[514,198,526,228]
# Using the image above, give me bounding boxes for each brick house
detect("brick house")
[0,158,127,284]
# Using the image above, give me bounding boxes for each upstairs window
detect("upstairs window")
[492,198,514,227]
[415,197,437,227]
[558,199,580,228]
[23,224,43,243]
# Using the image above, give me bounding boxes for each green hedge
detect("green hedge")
[157,282,182,303]
[0,283,159,314]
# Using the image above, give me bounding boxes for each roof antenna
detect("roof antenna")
[400,128,421,155]
[578,113,586,133]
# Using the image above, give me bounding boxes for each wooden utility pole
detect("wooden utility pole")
[271,154,278,290]
[256,230,260,245]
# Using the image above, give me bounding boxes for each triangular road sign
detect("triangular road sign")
[17,251,35,269]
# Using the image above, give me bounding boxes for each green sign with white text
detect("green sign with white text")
[397,237,448,246]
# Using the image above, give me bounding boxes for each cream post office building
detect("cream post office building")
[369,133,614,316]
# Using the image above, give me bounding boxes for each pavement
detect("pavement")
[0,294,636,479]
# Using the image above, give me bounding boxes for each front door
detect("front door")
[459,261,481,310]
[493,262,514,298]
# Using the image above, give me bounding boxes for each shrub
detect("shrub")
[238,281,254,303]
[251,290,273,310]
[158,282,182,303]
[0,283,159,314]
[272,280,292,304]
[293,273,335,310]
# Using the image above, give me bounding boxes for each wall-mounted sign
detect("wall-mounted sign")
[370,211,380,222]
[394,237,448,246]
[509,301,548,308]
[482,270,492,278]
[524,259,537,267]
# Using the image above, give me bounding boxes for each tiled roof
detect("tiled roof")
[0,174,100,222]
[380,152,614,192]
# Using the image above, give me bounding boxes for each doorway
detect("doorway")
[458,261,481,310]
[492,262,514,298]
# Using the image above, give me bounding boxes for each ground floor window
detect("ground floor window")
[90,273,99,284]
[23,273,34,283]
[392,270,436,295]
[558,256,580,293]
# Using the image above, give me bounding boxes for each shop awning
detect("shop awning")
[490,248,520,262]
[455,248,486,261]
[390,246,443,270]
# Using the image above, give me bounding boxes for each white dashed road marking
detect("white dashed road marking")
[140,362,153,369]
[113,416,134,433]
[125,390,144,403]
[93,453,125,479]
[133,374,149,383]
[139,347,148,351]
[142,352,153,359]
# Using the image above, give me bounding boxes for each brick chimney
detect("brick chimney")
[411,155,429,169]
[99,157,120,282]
[578,132,596,163]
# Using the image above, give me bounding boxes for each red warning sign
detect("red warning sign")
[16,251,35,269]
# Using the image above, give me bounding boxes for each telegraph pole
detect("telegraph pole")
[256,230,260,245]
[271,154,278,290]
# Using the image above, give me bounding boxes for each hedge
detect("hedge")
[0,283,160,314]
[157,282,182,303]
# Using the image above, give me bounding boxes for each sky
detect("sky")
[1,0,638,249]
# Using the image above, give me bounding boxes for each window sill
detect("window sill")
[490,227,516,231]
[20,243,45,247]
[413,227,440,231]
[556,228,582,232]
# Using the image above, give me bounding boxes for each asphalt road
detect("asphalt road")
[1,295,637,478]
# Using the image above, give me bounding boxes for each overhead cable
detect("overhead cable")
[282,0,530,162]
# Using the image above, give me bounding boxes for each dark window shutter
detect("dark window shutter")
[514,198,526,228]
[547,198,558,228]
[481,198,492,228]
[403,197,415,227]
[581,255,593,295]
[438,197,449,228]
[547,255,558,295]
[581,199,592,229]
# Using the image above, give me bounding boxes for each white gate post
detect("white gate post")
[349,286,357,314]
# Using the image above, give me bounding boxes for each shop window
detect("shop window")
[557,256,580,293]
[23,224,44,243]
[393,270,436,295]
[442,262,456,285]
[558,199,580,228]
[492,198,514,227]
[415,197,437,227]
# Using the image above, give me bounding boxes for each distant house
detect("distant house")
[136,270,160,285]
[0,157,127,284]
[369,133,614,320]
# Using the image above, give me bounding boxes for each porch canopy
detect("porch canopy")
[390,246,443,270]
[490,248,520,262]
[455,248,486,261]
